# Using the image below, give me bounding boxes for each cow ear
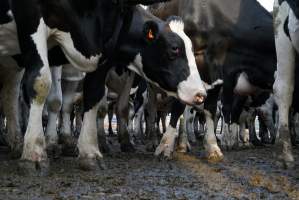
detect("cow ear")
[143,21,159,43]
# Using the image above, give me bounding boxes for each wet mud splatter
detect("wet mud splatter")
[0,141,298,200]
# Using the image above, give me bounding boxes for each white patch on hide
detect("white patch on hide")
[169,20,206,104]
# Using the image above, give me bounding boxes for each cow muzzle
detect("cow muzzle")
[194,93,206,104]
[177,88,207,106]
[177,72,207,106]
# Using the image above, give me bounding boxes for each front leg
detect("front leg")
[273,1,296,168]
[203,86,223,162]
[155,99,185,159]
[77,61,110,171]
[13,13,52,175]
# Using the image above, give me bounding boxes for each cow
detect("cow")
[1,0,207,173]
[148,0,276,161]
[44,64,84,158]
[273,0,299,168]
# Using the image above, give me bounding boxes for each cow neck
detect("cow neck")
[103,5,133,59]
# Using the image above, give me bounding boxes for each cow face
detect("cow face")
[130,17,206,105]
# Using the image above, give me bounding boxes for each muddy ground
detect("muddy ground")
[0,140,298,200]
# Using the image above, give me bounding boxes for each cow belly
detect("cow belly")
[0,21,20,56]
[234,72,256,95]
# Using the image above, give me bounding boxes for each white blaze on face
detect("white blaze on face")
[168,20,207,105]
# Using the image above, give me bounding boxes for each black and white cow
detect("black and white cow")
[1,0,207,172]
[148,0,276,161]
[273,0,299,168]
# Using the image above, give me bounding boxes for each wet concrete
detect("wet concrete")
[0,141,298,200]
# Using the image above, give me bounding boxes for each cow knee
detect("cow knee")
[29,67,52,105]
[47,95,62,113]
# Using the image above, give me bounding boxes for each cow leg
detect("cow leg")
[14,15,52,174]
[184,106,197,144]
[97,92,110,153]
[292,113,299,144]
[19,82,30,135]
[77,63,110,171]
[193,111,205,140]
[160,111,167,134]
[128,101,135,140]
[258,116,270,144]
[203,110,223,162]
[273,1,296,168]
[0,107,6,146]
[145,86,159,152]
[238,110,250,148]
[221,76,236,150]
[221,95,246,150]
[203,86,223,162]
[177,115,191,153]
[45,66,62,159]
[108,102,115,136]
[116,71,135,152]
[0,59,24,158]
[60,79,80,155]
[74,99,83,137]
[155,99,185,159]
[257,95,276,144]
[247,109,263,146]
[133,104,146,144]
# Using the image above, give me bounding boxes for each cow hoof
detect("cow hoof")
[176,142,191,153]
[60,135,78,157]
[79,157,105,171]
[220,123,239,151]
[206,151,224,163]
[204,144,224,163]
[155,143,175,159]
[239,142,252,149]
[46,143,62,159]
[18,159,49,176]
[146,140,159,152]
[274,126,295,169]
[120,142,136,152]
[154,131,177,159]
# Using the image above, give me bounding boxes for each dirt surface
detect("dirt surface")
[0,140,299,200]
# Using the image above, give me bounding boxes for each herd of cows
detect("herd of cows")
[0,0,298,175]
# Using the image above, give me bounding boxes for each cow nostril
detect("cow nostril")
[194,93,206,104]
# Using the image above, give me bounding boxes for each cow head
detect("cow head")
[128,16,207,105]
